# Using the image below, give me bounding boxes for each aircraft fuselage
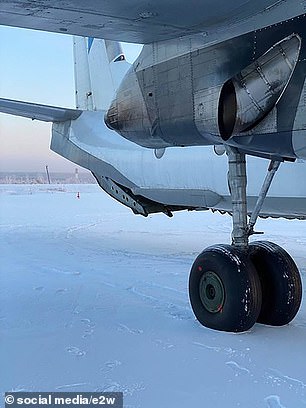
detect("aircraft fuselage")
[106,15,306,161]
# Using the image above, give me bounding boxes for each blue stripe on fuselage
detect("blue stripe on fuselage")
[87,37,94,53]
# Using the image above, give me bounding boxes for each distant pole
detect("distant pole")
[75,168,80,183]
[45,165,51,184]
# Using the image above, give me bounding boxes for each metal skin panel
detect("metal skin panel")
[106,14,306,160]
[1,0,303,44]
[193,34,254,138]
[152,50,200,147]
[292,78,306,158]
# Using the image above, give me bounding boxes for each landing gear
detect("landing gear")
[249,241,302,326]
[189,245,262,332]
[189,147,302,332]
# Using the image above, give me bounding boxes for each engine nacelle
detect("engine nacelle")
[106,33,302,151]
[218,34,301,140]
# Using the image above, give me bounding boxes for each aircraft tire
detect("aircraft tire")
[249,241,302,326]
[189,244,262,333]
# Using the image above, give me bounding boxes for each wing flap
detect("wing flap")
[0,98,81,122]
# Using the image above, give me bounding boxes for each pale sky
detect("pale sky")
[0,26,142,172]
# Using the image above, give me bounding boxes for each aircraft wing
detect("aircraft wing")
[0,0,300,44]
[0,98,81,122]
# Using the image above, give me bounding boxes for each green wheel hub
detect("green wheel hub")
[199,271,225,313]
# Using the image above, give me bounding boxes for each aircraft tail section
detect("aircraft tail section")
[0,37,130,122]
[73,36,131,111]
[73,37,94,111]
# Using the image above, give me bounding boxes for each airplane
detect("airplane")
[0,0,305,333]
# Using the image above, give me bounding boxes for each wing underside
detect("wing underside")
[0,0,302,43]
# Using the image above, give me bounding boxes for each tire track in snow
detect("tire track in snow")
[118,323,143,335]
[193,340,306,402]
[126,285,192,321]
[226,361,250,376]
[265,368,306,390]
[264,395,286,408]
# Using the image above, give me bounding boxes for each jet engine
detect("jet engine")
[106,33,302,151]
[218,34,301,140]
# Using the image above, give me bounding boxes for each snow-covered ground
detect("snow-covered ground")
[0,184,305,408]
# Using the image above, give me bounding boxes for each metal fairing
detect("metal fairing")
[51,112,306,219]
[106,15,306,160]
[219,34,301,138]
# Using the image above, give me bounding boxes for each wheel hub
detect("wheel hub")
[199,271,225,313]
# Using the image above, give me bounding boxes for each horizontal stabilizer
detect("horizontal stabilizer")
[0,98,81,122]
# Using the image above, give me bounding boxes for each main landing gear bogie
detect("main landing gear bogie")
[189,242,302,332]
[189,147,302,333]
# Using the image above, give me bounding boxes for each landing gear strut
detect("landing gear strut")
[189,147,302,332]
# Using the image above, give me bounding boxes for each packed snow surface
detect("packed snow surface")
[0,184,305,408]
